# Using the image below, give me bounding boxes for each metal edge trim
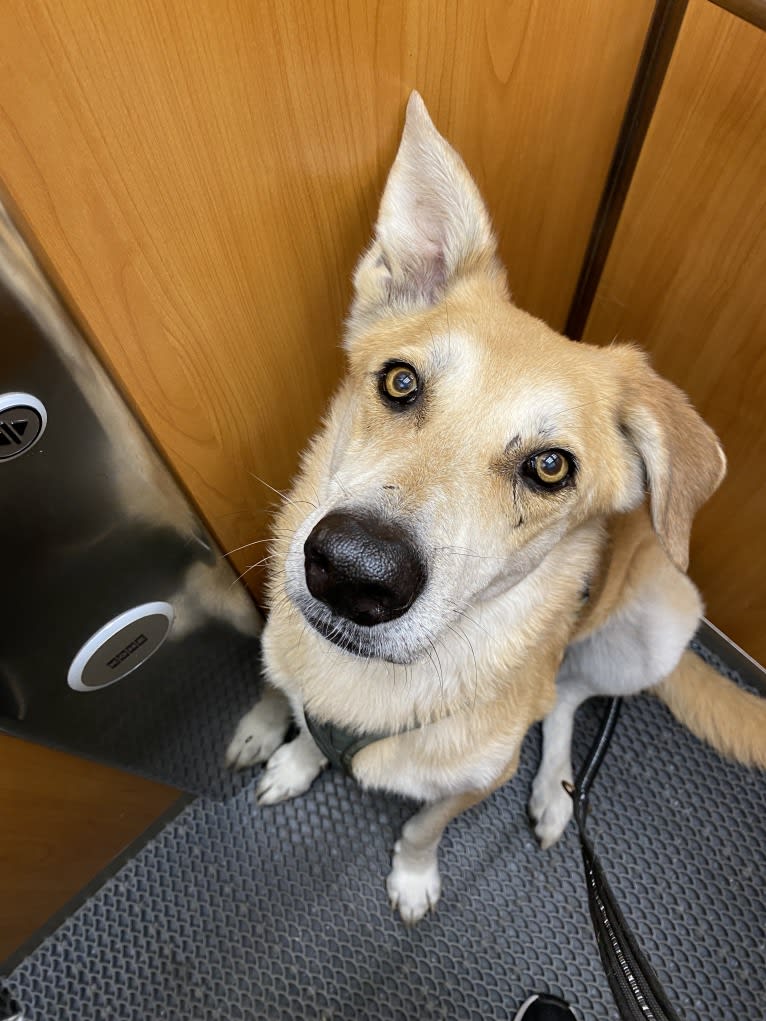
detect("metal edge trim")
[697,618,766,695]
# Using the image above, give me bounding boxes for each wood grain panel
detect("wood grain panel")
[584,0,766,663]
[0,735,179,962]
[0,1,653,595]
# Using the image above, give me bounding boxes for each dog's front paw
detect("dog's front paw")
[225,697,291,771]
[528,771,573,850]
[256,735,326,806]
[386,841,442,925]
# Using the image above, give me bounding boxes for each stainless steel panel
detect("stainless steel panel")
[0,198,263,788]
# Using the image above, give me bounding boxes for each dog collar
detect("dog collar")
[304,711,390,776]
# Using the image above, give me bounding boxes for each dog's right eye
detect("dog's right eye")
[522,449,575,489]
[379,363,420,405]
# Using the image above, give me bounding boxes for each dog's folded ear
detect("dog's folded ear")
[348,92,505,338]
[617,346,726,572]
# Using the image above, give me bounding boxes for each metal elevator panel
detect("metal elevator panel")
[0,198,263,794]
[0,392,46,460]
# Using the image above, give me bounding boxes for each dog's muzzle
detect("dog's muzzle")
[303,511,427,627]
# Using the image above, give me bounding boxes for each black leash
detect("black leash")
[568,697,684,1021]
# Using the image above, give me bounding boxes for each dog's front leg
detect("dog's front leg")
[226,684,293,770]
[387,789,489,925]
[354,721,524,924]
[255,724,328,805]
[226,685,328,804]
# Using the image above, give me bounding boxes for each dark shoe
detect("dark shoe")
[513,993,579,1020]
[0,983,23,1021]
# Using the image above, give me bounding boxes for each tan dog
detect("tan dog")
[227,93,766,924]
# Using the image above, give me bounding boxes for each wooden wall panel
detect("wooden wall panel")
[584,0,766,663]
[0,735,179,962]
[0,1,652,592]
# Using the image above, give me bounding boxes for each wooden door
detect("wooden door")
[584,0,766,663]
[0,0,654,594]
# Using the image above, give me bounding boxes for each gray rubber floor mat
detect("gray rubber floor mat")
[5,625,263,800]
[61,624,264,800]
[5,649,766,1021]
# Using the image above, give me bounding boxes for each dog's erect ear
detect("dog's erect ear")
[617,347,726,572]
[348,92,504,336]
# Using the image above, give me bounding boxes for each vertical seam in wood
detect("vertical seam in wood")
[564,0,690,341]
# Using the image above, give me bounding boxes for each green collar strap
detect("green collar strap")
[304,712,393,776]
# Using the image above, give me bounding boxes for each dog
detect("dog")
[227,92,766,924]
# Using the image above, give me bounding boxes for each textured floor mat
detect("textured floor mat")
[3,624,263,800]
[5,646,766,1021]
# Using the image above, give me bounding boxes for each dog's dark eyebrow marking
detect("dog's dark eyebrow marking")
[535,419,558,442]
[504,418,557,454]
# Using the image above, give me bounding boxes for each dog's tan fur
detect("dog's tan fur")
[228,93,766,923]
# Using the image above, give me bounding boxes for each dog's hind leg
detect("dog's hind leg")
[530,566,702,848]
[225,684,292,770]
[528,676,593,850]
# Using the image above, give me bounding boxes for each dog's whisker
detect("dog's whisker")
[423,645,438,693]
[433,546,512,562]
[426,637,446,713]
[306,479,322,509]
[228,553,277,589]
[248,470,318,510]
[290,618,309,653]
[219,536,274,559]
[324,619,342,644]
[359,647,375,678]
[564,393,613,415]
[269,595,292,617]
[215,507,281,519]
[444,621,479,710]
[330,471,351,499]
[454,612,492,643]
[447,600,494,643]
[327,618,351,652]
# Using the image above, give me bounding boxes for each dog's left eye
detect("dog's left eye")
[523,450,573,488]
[380,363,420,404]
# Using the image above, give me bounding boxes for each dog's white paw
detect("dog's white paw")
[386,841,442,925]
[255,737,325,806]
[529,771,573,850]
[225,699,290,771]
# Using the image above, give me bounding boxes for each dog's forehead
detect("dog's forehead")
[432,321,607,432]
[354,295,615,441]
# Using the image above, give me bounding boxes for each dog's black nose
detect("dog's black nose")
[304,512,427,626]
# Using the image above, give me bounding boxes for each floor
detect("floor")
[3,642,765,1021]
